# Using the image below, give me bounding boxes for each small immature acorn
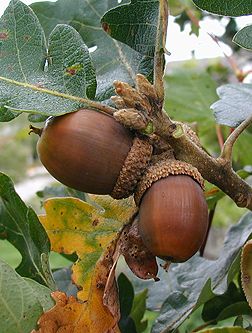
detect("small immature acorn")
[135,159,208,262]
[36,109,152,198]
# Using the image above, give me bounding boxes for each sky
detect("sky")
[0,0,251,62]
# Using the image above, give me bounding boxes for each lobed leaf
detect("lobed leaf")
[211,83,252,127]
[151,212,252,332]
[0,172,54,287]
[31,0,155,100]
[39,195,135,300]
[0,259,54,333]
[233,25,252,50]
[0,0,96,122]
[192,0,252,16]
[33,241,121,333]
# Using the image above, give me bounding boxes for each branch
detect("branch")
[220,114,252,161]
[153,0,168,101]
[111,77,252,211]
[152,112,252,210]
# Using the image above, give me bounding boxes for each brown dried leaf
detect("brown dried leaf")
[32,242,120,333]
[31,291,89,333]
[119,217,159,280]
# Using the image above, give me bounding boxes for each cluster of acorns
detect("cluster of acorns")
[35,77,208,263]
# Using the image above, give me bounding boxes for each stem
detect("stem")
[216,124,224,150]
[29,125,43,136]
[200,203,216,257]
[0,75,116,116]
[153,0,168,101]
[191,319,216,332]
[220,114,252,161]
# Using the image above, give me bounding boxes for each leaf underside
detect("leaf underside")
[151,213,252,332]
[211,83,252,127]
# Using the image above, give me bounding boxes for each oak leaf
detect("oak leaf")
[39,196,135,301]
[33,241,120,333]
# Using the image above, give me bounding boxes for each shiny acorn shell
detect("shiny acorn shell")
[138,175,209,262]
[37,109,133,194]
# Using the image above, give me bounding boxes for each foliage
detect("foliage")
[0,258,54,333]
[1,0,252,332]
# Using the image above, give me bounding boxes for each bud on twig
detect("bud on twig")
[113,108,149,131]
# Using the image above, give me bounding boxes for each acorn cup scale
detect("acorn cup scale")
[37,109,133,195]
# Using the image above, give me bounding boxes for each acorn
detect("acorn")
[135,159,208,262]
[35,109,153,198]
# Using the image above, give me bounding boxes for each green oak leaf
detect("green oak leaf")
[151,212,252,332]
[31,0,154,101]
[202,283,251,323]
[233,25,252,50]
[0,0,96,122]
[0,259,54,333]
[118,273,137,333]
[192,0,252,17]
[0,172,54,288]
[101,0,159,57]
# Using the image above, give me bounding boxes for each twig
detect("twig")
[151,111,252,210]
[216,124,225,150]
[110,74,252,211]
[153,0,168,101]
[220,114,252,161]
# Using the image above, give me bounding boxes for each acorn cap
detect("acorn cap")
[111,137,153,199]
[134,158,204,206]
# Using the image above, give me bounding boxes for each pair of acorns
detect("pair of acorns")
[36,109,208,263]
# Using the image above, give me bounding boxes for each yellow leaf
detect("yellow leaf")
[40,196,135,300]
[33,240,121,333]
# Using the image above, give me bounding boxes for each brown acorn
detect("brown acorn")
[36,109,152,198]
[135,159,208,262]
